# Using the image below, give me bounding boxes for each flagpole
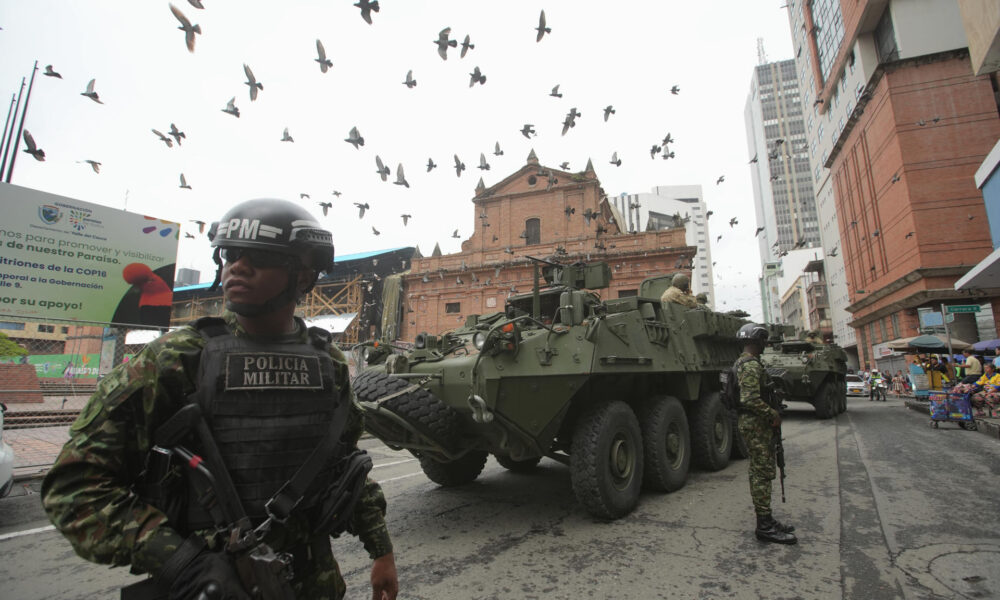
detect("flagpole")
[5,61,39,183]
[0,81,25,178]
[0,94,17,171]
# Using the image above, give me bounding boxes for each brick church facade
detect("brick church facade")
[397,151,697,342]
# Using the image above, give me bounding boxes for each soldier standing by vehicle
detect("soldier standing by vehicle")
[41,199,398,600]
[733,323,797,545]
[660,273,698,308]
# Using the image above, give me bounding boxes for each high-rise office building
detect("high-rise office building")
[786,0,1000,370]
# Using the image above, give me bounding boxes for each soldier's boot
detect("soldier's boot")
[771,518,795,533]
[755,515,798,544]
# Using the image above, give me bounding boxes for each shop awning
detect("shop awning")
[885,334,971,351]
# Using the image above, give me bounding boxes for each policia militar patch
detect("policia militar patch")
[225,352,324,390]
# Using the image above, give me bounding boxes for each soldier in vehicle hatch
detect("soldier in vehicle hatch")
[733,323,798,545]
[41,199,398,600]
[660,273,698,308]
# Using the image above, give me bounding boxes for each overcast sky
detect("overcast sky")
[0,1,794,321]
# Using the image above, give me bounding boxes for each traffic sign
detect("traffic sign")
[945,305,981,314]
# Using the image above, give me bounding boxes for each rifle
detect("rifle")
[774,421,786,503]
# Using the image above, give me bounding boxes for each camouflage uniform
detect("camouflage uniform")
[660,285,699,308]
[734,351,779,518]
[41,310,392,599]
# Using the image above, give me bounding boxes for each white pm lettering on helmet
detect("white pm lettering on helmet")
[217,219,283,241]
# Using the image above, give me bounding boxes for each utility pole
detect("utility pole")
[0,94,17,173]
[5,61,39,183]
[0,81,25,177]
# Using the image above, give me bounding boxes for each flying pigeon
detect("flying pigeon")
[478,153,490,171]
[393,163,409,188]
[729,217,738,227]
[403,69,417,88]
[535,10,550,42]
[169,3,201,53]
[560,161,570,169]
[716,175,725,185]
[609,152,621,167]
[372,226,381,236]
[520,124,536,138]
[454,154,465,177]
[755,227,764,237]
[79,159,100,173]
[315,39,332,73]
[493,141,504,156]
[191,220,206,233]
[43,65,61,78]
[184,232,196,239]
[662,133,674,146]
[650,145,661,159]
[300,193,310,199]
[550,84,562,98]
[603,105,615,121]
[318,202,332,216]
[243,64,263,101]
[717,235,723,242]
[905,231,914,239]
[152,129,174,148]
[221,97,240,117]
[353,202,369,218]
[561,107,581,135]
[662,150,675,160]
[331,190,342,197]
[168,123,185,145]
[345,126,364,148]
[469,66,486,87]
[187,0,204,8]
[452,229,460,238]
[281,127,294,142]
[828,247,838,257]
[706,210,713,219]
[80,79,103,103]
[179,173,192,189]
[375,155,390,181]
[564,206,576,218]
[354,0,379,25]
[891,173,900,183]
[461,34,474,58]
[401,214,412,226]
[426,158,437,172]
[434,27,458,60]
[583,208,596,226]
[748,154,758,164]
[670,85,680,95]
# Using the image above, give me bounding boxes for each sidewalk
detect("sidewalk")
[7,426,70,480]
[903,395,1000,440]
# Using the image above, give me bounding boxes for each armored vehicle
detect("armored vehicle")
[760,326,848,419]
[353,260,749,519]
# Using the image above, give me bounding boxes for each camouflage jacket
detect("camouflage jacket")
[735,351,779,421]
[660,285,699,308]
[41,311,392,595]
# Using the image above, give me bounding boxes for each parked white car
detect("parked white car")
[846,374,867,396]
[1,403,14,497]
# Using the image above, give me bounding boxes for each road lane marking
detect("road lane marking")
[0,524,55,541]
[372,458,417,470]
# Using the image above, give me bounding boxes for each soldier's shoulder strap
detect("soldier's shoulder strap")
[189,316,229,338]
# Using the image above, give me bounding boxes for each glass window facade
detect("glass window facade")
[811,0,845,82]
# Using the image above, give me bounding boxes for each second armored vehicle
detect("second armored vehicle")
[760,326,848,419]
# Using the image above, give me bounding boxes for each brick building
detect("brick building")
[788,0,1000,368]
[399,151,696,341]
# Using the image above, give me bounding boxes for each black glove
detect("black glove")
[167,550,251,600]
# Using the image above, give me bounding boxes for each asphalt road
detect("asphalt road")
[2,396,998,599]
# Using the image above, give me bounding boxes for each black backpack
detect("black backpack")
[722,356,759,410]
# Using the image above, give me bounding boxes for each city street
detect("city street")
[2,397,998,599]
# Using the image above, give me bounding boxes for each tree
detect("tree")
[0,331,28,357]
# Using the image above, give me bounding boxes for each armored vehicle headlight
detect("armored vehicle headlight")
[473,331,487,350]
[362,346,372,360]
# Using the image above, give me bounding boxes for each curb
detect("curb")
[904,397,1000,440]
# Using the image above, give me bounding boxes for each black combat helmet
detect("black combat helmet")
[207,199,334,316]
[737,322,769,346]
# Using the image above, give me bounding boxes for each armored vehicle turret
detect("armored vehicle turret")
[353,259,747,519]
[760,325,848,419]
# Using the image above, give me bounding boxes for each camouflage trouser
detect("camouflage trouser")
[738,414,776,517]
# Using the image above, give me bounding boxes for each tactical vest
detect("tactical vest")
[181,318,343,530]
[731,354,768,413]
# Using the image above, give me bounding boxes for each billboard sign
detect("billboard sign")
[0,183,179,327]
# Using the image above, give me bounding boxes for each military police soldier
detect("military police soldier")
[42,199,399,599]
[660,273,698,308]
[733,323,797,544]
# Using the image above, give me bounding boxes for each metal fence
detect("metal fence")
[0,317,154,429]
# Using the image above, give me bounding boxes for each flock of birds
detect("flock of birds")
[11,1,773,311]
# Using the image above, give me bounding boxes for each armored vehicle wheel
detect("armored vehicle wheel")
[419,451,488,486]
[837,384,848,414]
[570,400,644,519]
[638,395,690,492]
[813,381,838,419]
[352,370,460,448]
[689,392,732,471]
[495,455,542,472]
[730,410,750,459]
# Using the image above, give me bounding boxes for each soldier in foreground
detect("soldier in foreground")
[733,323,798,544]
[660,273,698,308]
[41,199,398,599]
